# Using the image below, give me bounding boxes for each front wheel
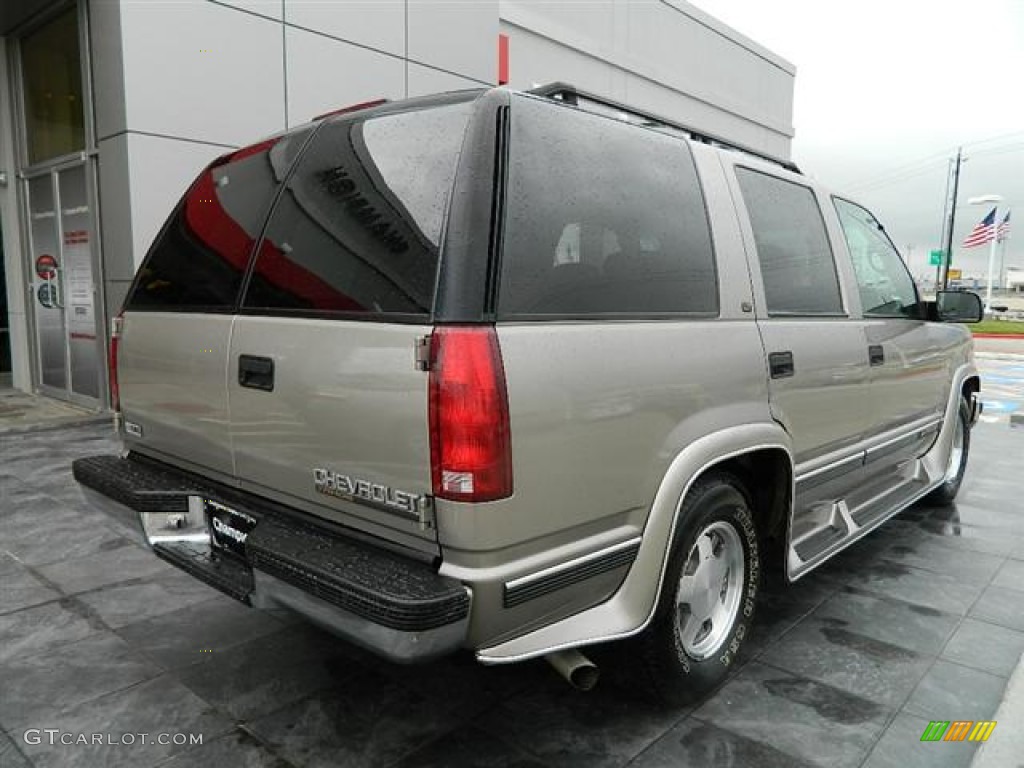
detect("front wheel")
[925,396,971,506]
[635,472,760,705]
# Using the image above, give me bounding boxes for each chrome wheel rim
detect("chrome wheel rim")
[944,416,965,484]
[675,520,745,660]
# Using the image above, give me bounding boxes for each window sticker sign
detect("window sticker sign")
[35,253,58,280]
[37,283,57,308]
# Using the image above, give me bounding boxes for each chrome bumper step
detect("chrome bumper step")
[73,454,470,661]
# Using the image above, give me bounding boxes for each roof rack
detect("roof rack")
[525,82,800,175]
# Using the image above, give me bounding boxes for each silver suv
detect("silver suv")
[74,84,983,702]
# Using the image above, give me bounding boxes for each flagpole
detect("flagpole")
[937,158,953,292]
[997,212,1009,292]
[942,147,963,291]
[984,205,999,313]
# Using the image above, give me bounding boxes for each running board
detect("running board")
[787,470,936,580]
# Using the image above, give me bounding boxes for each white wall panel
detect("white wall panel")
[499,22,616,96]
[285,0,404,56]
[406,63,483,98]
[124,133,223,268]
[89,0,127,140]
[96,135,135,281]
[501,0,616,52]
[498,0,795,159]
[285,26,404,128]
[215,0,283,21]
[407,0,497,84]
[119,0,285,146]
[625,2,793,135]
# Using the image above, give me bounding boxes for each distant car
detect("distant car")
[74,84,984,703]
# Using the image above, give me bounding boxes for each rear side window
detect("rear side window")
[735,168,843,316]
[241,101,473,318]
[498,96,717,318]
[126,130,311,311]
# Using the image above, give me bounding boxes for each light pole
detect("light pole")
[968,194,1003,313]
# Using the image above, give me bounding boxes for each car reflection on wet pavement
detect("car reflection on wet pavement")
[0,356,1021,768]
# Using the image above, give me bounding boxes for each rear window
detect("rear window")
[126,130,312,311]
[241,101,474,318]
[497,96,717,318]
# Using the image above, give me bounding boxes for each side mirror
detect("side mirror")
[935,291,983,323]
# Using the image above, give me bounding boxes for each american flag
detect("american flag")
[997,211,1011,242]
[962,208,997,248]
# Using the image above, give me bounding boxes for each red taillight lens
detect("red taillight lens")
[109,312,124,413]
[429,326,513,502]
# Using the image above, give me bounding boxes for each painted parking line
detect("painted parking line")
[980,400,1020,414]
[978,359,1024,424]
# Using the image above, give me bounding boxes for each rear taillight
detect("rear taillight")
[109,312,124,414]
[429,326,513,502]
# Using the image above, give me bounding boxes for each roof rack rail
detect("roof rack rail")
[525,82,800,175]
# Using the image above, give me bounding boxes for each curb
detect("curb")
[971,651,1024,768]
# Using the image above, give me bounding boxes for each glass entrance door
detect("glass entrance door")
[25,161,101,402]
[16,3,104,406]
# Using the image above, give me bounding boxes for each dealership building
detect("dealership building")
[0,0,794,408]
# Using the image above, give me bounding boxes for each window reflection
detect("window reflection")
[128,132,308,310]
[243,102,473,316]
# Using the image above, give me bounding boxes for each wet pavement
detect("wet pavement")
[1,359,1022,768]
[975,356,1024,424]
[0,390,106,435]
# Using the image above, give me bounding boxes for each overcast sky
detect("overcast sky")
[691,0,1024,281]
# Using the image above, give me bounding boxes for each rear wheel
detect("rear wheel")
[925,396,971,506]
[635,472,760,705]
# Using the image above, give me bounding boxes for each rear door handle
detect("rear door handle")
[869,345,885,367]
[238,354,274,392]
[768,351,794,379]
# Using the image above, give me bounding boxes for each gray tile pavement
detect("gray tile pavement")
[903,659,1007,721]
[0,379,1022,767]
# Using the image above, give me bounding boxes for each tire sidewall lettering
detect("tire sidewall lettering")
[674,497,759,671]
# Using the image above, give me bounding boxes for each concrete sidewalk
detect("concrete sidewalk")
[0,389,107,435]
[972,652,1024,768]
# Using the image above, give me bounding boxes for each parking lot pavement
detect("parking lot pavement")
[975,354,1024,425]
[1,370,1021,768]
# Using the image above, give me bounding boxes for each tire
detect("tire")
[925,396,971,506]
[635,472,760,705]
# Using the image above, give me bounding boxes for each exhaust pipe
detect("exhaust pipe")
[545,649,600,691]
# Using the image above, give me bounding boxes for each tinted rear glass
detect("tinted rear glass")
[735,167,843,316]
[126,130,311,311]
[241,101,474,317]
[498,96,717,318]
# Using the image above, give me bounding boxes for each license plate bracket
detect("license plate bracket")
[205,499,257,560]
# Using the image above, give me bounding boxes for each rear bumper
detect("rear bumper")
[72,455,470,663]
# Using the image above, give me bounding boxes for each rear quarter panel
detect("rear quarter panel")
[439,144,776,646]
